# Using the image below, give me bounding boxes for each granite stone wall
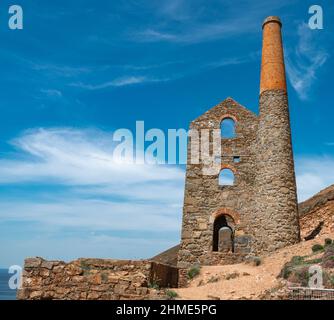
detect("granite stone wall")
[252,90,300,253]
[17,257,177,300]
[177,98,258,274]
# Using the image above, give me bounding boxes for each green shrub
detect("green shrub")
[304,258,322,265]
[165,290,178,299]
[148,281,160,290]
[290,256,304,265]
[312,244,324,253]
[252,256,262,266]
[279,256,307,280]
[187,266,200,279]
[280,263,292,279]
[325,238,333,246]
[294,267,310,287]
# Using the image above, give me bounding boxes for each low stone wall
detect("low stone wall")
[17,257,178,300]
[150,262,178,288]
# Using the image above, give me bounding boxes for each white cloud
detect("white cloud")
[133,19,257,44]
[131,0,294,44]
[70,76,168,90]
[0,127,184,265]
[0,128,184,185]
[285,23,329,100]
[295,155,334,202]
[31,63,91,77]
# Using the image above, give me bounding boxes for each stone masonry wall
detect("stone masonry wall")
[177,98,258,274]
[252,90,300,253]
[17,257,177,300]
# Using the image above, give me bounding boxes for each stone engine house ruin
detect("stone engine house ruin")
[177,16,301,277]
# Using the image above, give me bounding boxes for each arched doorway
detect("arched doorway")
[212,215,234,252]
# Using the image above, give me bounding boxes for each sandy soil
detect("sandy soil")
[175,233,333,300]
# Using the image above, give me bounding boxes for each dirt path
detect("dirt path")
[175,233,333,300]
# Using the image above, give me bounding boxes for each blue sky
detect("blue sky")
[0,0,333,268]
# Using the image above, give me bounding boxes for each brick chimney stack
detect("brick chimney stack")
[252,16,300,253]
[260,16,287,94]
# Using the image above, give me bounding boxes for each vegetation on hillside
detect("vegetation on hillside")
[279,238,334,288]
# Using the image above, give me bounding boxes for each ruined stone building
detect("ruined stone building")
[177,16,301,278]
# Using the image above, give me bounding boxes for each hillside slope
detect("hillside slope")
[174,232,334,300]
[299,185,334,239]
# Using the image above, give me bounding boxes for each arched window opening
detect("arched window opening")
[219,169,235,186]
[221,118,236,138]
[213,215,234,252]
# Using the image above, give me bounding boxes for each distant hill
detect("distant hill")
[299,184,334,239]
[150,245,179,267]
[299,184,334,216]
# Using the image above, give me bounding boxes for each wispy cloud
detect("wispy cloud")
[133,19,257,44]
[295,155,334,202]
[285,23,329,100]
[70,76,168,90]
[0,128,184,265]
[205,54,256,69]
[131,0,294,44]
[0,128,184,186]
[31,63,91,77]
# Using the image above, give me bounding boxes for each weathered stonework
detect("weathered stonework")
[177,16,300,284]
[177,98,258,272]
[252,90,300,252]
[17,258,178,300]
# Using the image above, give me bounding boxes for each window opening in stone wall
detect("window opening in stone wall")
[221,118,236,138]
[219,169,235,186]
[233,156,241,163]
